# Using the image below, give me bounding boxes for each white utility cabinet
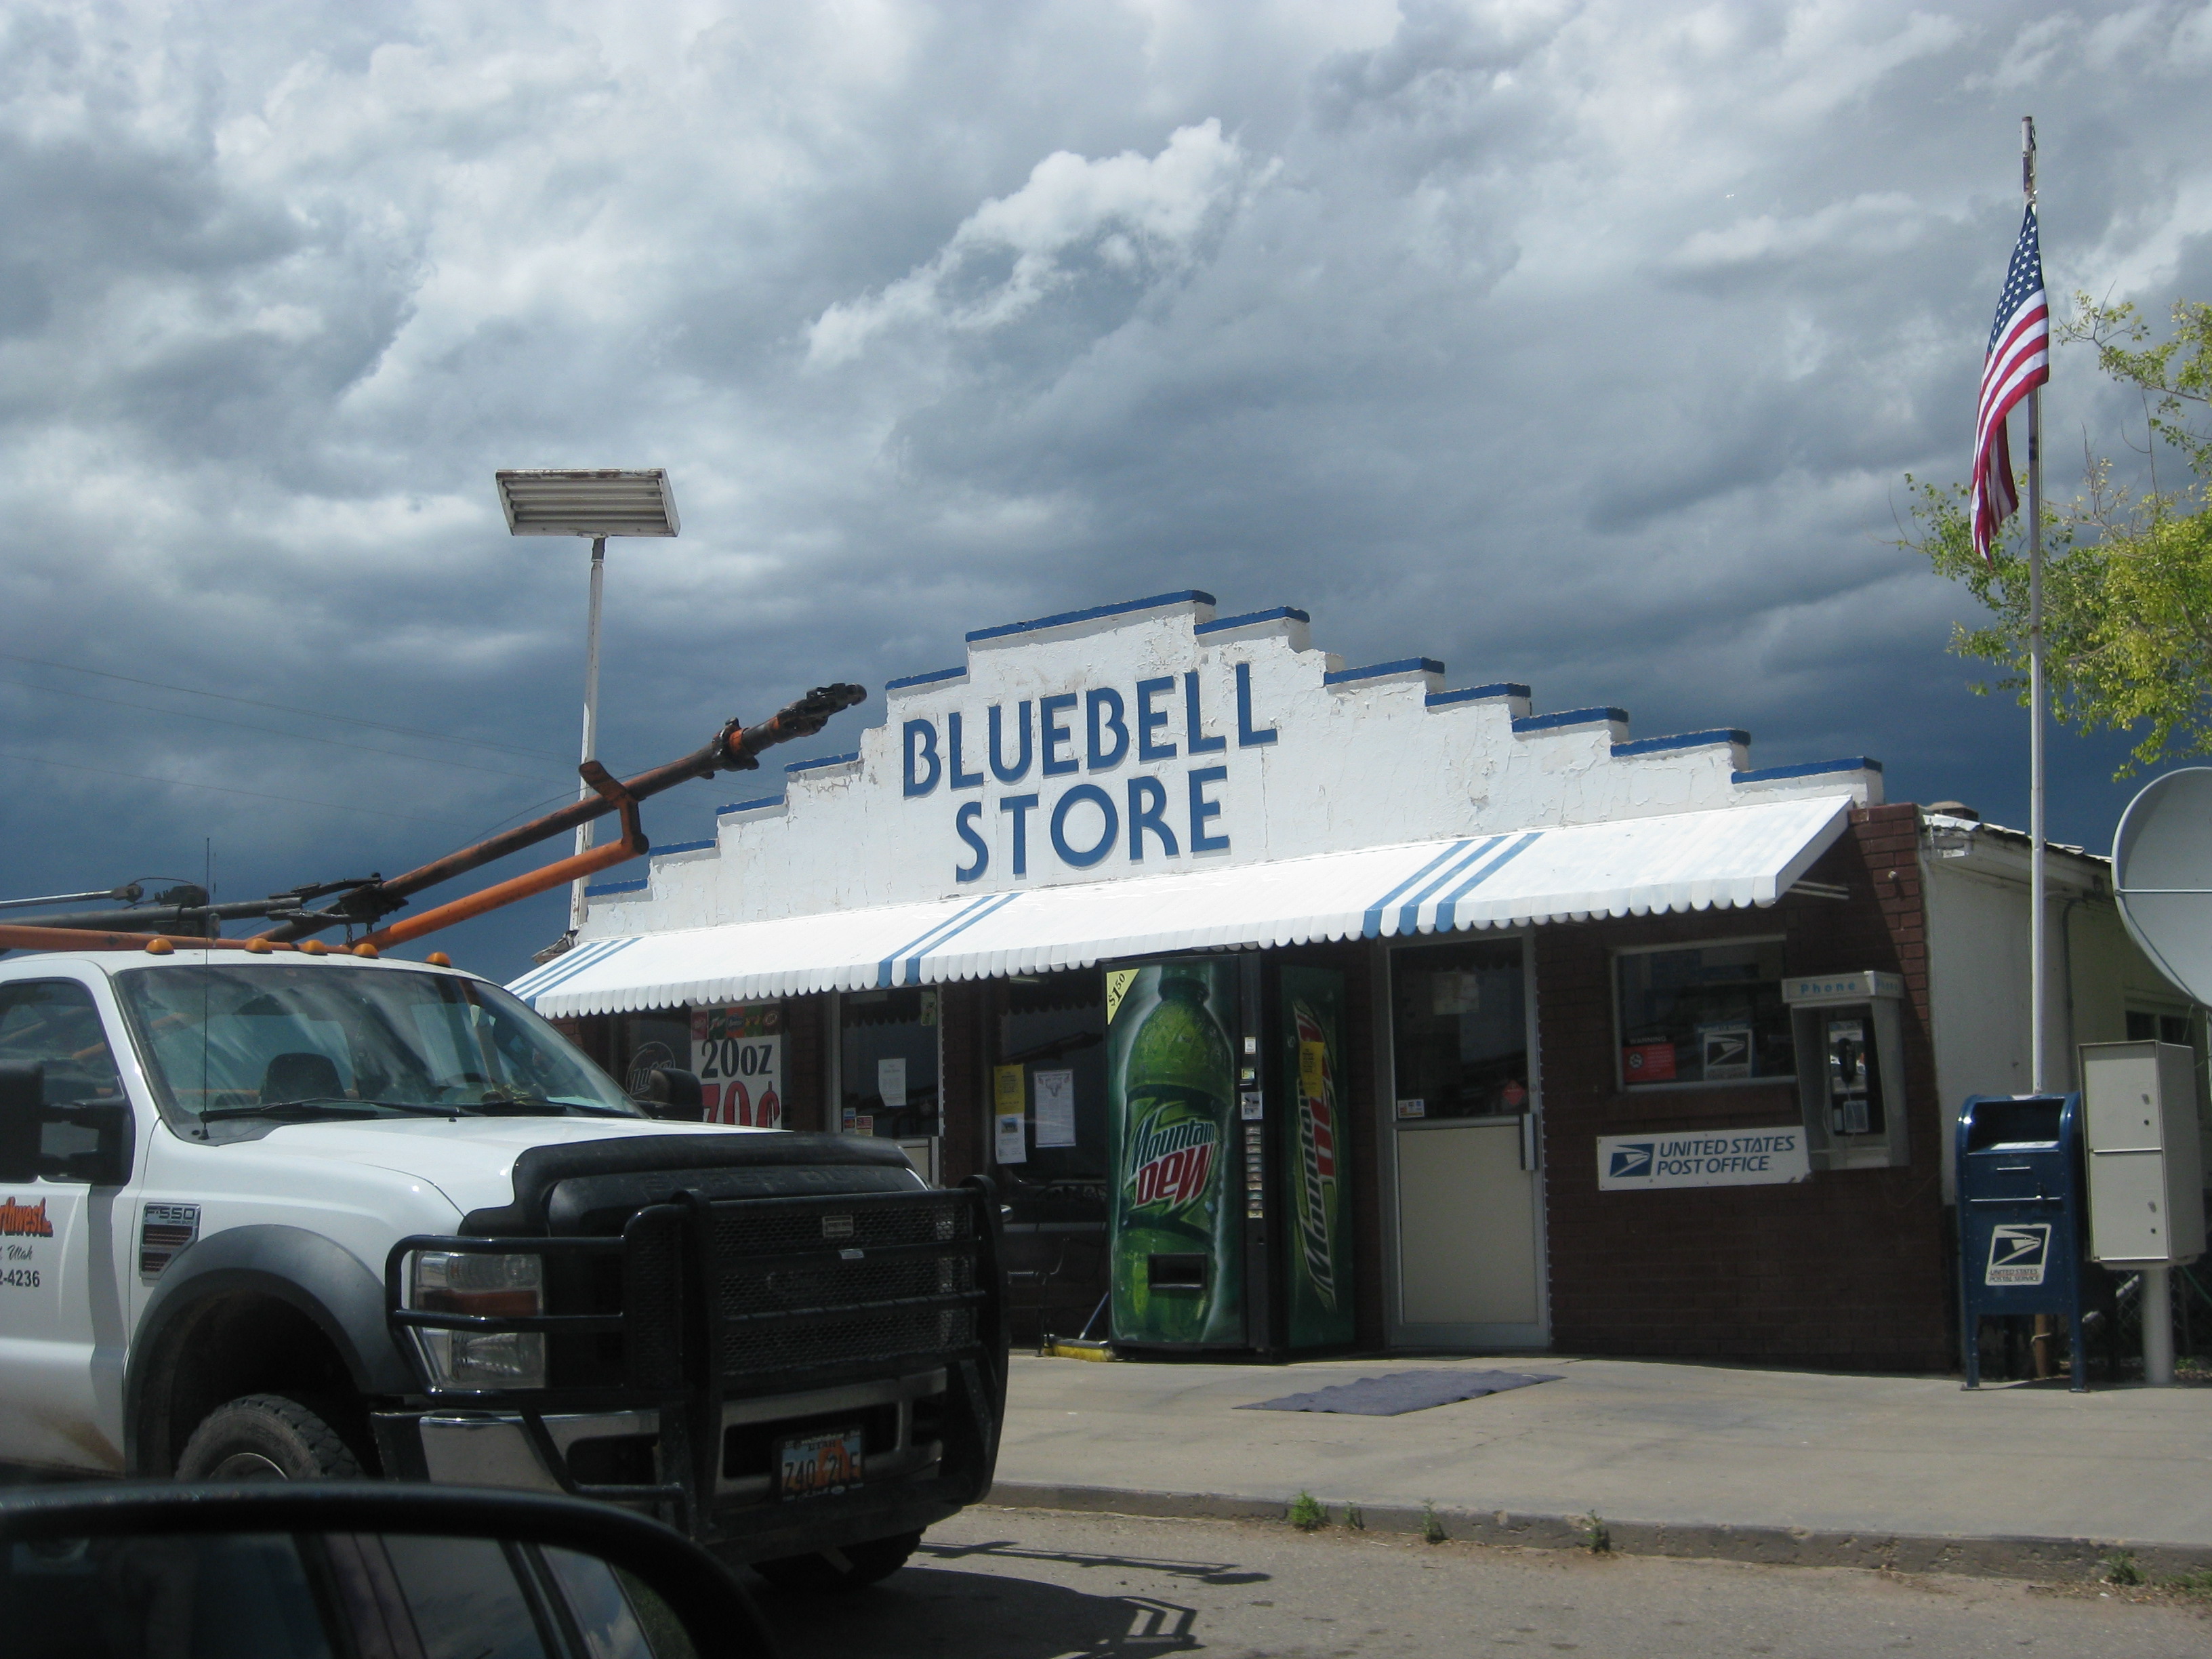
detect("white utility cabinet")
[2078,1041,2205,1266]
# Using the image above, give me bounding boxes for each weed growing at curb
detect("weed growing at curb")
[2104,1551,2143,1586]
[1289,1491,1328,1532]
[1344,1504,1364,1531]
[1421,1502,1446,1544]
[1582,1513,1612,1554]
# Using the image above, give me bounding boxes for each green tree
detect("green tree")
[1903,295,2212,775]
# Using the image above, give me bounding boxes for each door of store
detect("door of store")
[1387,937,1547,1345]
[838,987,941,1184]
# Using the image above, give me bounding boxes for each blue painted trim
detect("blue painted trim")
[1734,757,1885,782]
[966,590,1216,644]
[650,838,716,858]
[1432,832,1542,930]
[1425,682,1531,709]
[1612,728,1750,758]
[884,666,965,691]
[1324,657,1446,687]
[1195,606,1310,636]
[1361,840,1476,939]
[583,877,649,897]
[717,794,783,815]
[509,936,638,1004]
[1513,707,1629,733]
[784,752,859,773]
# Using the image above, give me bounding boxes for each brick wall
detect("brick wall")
[1538,804,1952,1371]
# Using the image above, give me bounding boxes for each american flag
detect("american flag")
[1971,205,2051,562]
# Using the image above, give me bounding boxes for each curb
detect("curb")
[979,1482,2212,1583]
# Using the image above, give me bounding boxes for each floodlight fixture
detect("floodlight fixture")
[497,468,680,945]
[495,469,680,539]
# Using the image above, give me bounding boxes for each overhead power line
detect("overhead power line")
[0,650,569,761]
[0,674,562,785]
[0,750,483,829]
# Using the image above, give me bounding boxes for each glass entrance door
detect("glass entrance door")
[838,987,941,1183]
[1387,937,1546,1343]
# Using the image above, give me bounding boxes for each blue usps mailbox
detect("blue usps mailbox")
[1956,1093,2087,1391]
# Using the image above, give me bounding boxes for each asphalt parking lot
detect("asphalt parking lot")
[752,1506,2208,1659]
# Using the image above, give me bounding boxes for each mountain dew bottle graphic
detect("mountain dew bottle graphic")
[1107,962,1243,1346]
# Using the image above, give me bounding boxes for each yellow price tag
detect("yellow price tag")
[1298,1040,1326,1097]
[1105,968,1138,1025]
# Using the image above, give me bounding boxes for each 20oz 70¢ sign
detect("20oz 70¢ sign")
[691,1003,783,1128]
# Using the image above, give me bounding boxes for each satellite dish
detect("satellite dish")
[2112,767,2212,1006]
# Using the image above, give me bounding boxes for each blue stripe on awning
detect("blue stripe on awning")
[510,937,637,1006]
[1391,836,1509,937]
[897,892,1021,985]
[876,895,1016,989]
[1431,832,1542,930]
[1359,840,1473,939]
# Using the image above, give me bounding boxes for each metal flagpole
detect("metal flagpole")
[2024,116,2048,1095]
[569,535,608,935]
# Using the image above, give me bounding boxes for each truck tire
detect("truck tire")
[750,1529,923,1593]
[173,1394,364,1481]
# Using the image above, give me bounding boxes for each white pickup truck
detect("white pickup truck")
[0,942,1006,1589]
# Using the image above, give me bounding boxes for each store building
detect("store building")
[514,591,2201,1370]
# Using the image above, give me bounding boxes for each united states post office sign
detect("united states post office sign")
[1596,1128,1809,1191]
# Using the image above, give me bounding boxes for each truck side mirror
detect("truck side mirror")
[635,1066,705,1122]
[0,1061,134,1187]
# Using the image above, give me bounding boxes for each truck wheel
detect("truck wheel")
[750,1530,923,1593]
[173,1394,363,1481]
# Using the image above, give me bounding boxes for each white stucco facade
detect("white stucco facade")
[569,590,1881,949]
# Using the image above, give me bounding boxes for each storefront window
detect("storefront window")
[993,970,1109,1185]
[612,1010,689,1098]
[840,988,940,1139]
[1616,939,1790,1088]
[1390,938,1529,1120]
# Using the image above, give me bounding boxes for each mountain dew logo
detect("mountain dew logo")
[1291,1002,1340,1310]
[1126,1106,1218,1211]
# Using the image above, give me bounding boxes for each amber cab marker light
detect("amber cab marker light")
[352,941,380,958]
[426,951,452,968]
[245,937,272,954]
[144,937,173,955]
[300,939,327,956]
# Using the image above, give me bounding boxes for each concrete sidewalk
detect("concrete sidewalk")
[985,1352,2212,1579]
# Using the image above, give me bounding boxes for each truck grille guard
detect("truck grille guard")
[385,1174,1006,1536]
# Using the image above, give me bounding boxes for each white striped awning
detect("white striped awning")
[508,794,1852,1017]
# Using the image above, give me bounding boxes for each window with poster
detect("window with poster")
[1388,937,1530,1120]
[611,1010,689,1101]
[992,970,1109,1185]
[838,987,939,1141]
[1614,938,1792,1090]
[690,1002,783,1127]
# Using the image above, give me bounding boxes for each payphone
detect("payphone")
[1783,972,1909,1169]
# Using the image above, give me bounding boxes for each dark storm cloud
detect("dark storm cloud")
[1,0,2208,976]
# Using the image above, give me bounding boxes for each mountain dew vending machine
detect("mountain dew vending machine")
[1105,956,1357,1353]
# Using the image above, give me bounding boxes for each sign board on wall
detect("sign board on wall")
[1595,1127,1808,1191]
[691,1003,782,1128]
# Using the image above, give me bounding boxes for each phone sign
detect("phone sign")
[691,1003,783,1128]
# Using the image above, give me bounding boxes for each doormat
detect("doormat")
[1237,1369,1560,1416]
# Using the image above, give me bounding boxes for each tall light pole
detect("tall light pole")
[495,469,680,951]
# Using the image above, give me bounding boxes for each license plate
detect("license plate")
[775,1426,864,1501]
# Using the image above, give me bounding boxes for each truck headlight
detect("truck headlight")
[410,1251,546,1389]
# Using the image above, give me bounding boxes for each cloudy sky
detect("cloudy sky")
[3,0,2209,981]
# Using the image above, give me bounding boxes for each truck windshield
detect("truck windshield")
[112,962,642,1130]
